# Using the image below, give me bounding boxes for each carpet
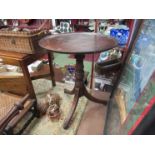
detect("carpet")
[22,79,88,135]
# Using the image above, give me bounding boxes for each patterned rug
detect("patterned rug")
[22,79,88,135]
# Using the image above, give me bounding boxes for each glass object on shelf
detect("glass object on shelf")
[110,27,129,45]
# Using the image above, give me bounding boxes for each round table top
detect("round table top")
[39,32,118,54]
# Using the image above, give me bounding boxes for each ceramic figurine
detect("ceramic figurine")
[46,92,62,120]
[47,104,61,119]
[46,92,61,107]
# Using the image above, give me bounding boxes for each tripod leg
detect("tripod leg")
[63,88,80,129]
[84,88,107,105]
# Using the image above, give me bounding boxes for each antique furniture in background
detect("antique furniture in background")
[0,19,56,98]
[94,20,135,91]
[0,20,52,54]
[39,32,118,129]
[0,50,56,98]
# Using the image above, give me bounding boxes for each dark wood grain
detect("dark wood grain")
[39,32,118,129]
[39,32,118,54]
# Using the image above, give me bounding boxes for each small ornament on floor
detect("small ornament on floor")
[37,92,62,119]
[46,91,62,120]
[47,104,61,120]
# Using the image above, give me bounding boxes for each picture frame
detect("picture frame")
[110,19,155,134]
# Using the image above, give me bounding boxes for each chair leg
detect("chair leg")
[48,52,56,87]
[33,100,40,118]
[20,61,36,99]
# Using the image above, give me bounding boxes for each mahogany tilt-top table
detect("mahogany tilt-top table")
[39,32,118,129]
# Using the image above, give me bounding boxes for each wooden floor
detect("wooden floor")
[77,90,109,135]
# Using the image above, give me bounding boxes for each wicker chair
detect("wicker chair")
[0,93,39,135]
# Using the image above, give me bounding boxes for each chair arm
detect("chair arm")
[0,93,30,133]
[6,99,35,130]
